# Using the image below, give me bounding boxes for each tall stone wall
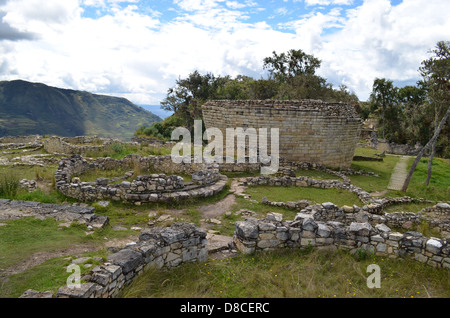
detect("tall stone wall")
[201,100,362,169]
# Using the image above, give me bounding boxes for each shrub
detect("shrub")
[0,173,19,198]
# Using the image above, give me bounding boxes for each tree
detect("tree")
[369,78,398,140]
[396,85,428,145]
[418,41,450,185]
[263,49,321,82]
[401,107,450,192]
[160,70,225,131]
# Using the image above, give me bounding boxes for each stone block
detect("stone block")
[107,249,143,274]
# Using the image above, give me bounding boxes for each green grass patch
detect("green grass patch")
[404,157,450,201]
[84,142,171,159]
[0,164,57,182]
[295,169,342,180]
[245,185,363,207]
[383,202,433,214]
[0,218,99,270]
[349,149,400,193]
[120,248,450,298]
[0,249,110,298]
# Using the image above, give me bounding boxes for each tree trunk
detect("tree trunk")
[401,107,450,192]
[424,141,436,185]
[424,108,439,186]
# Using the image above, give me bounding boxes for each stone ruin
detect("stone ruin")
[0,125,447,298]
[234,209,449,269]
[54,154,228,204]
[202,100,362,169]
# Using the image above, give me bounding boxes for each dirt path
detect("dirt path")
[198,194,236,219]
[388,156,410,191]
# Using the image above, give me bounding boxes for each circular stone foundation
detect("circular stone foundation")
[202,100,362,169]
[55,154,227,204]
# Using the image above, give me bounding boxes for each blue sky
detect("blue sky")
[0,0,448,106]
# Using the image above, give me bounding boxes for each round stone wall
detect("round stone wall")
[201,100,362,169]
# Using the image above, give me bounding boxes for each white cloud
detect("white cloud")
[317,0,450,99]
[0,0,448,105]
[302,0,353,6]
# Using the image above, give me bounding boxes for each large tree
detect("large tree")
[160,70,225,131]
[418,40,450,185]
[263,49,321,82]
[369,78,398,140]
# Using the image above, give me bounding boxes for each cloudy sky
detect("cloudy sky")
[0,0,448,106]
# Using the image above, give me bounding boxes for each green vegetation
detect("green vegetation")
[84,141,172,159]
[349,148,401,193]
[0,80,161,140]
[0,250,109,298]
[120,248,450,298]
[295,169,342,180]
[404,157,450,201]
[136,49,359,140]
[0,218,103,270]
[245,186,363,207]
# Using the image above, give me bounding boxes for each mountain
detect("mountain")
[0,80,162,140]
[139,105,174,120]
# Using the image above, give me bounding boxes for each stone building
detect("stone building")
[201,100,362,169]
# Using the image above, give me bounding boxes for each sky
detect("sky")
[0,0,448,106]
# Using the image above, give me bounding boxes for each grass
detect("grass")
[245,185,363,207]
[0,218,99,270]
[295,169,342,180]
[0,249,109,298]
[0,164,57,181]
[349,148,449,201]
[349,148,400,193]
[383,202,433,214]
[84,142,172,159]
[120,248,450,298]
[404,157,450,201]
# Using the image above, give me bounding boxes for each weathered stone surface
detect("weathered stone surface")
[235,220,259,240]
[107,249,143,274]
[266,212,283,222]
[375,223,391,233]
[56,283,98,298]
[426,239,443,254]
[317,223,331,238]
[349,222,372,236]
[19,289,53,298]
[302,217,318,232]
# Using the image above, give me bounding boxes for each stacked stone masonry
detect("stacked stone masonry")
[56,223,208,298]
[43,136,124,155]
[0,135,42,151]
[234,211,450,269]
[55,155,227,204]
[201,100,362,169]
[0,198,109,229]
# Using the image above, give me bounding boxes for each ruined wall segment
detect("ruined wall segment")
[201,100,362,169]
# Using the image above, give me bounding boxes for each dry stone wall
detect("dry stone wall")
[0,135,42,151]
[234,211,450,269]
[56,222,208,298]
[43,136,124,155]
[55,155,227,204]
[0,198,109,229]
[202,100,362,169]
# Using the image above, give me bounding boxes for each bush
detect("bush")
[0,173,19,198]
